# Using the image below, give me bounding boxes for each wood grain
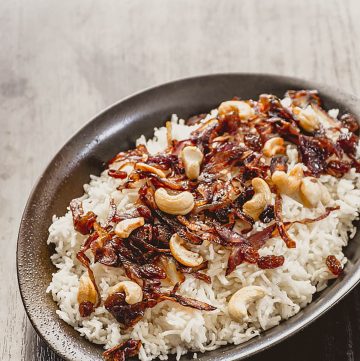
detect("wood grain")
[1,0,360,360]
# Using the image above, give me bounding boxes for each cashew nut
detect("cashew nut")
[218,100,254,120]
[293,106,320,132]
[180,146,204,180]
[320,184,331,205]
[272,164,304,195]
[263,137,286,157]
[154,188,195,215]
[135,162,167,178]
[108,280,143,304]
[243,178,272,220]
[300,177,320,207]
[169,233,203,267]
[157,255,185,286]
[115,217,144,238]
[228,286,266,322]
[77,273,98,305]
[300,177,331,207]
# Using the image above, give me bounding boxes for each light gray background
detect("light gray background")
[1,0,360,360]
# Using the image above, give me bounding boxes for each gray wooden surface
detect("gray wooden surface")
[1,0,360,360]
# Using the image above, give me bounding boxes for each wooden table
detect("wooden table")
[1,0,360,359]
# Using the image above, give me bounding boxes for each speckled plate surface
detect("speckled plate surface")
[17,74,360,361]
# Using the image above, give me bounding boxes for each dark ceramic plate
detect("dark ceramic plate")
[17,74,360,361]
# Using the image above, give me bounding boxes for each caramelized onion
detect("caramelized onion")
[108,169,128,179]
[164,294,216,311]
[285,206,340,228]
[70,199,97,235]
[257,255,284,269]
[274,193,296,248]
[103,339,142,361]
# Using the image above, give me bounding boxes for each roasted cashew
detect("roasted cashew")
[77,273,98,306]
[243,178,272,220]
[263,137,286,157]
[300,177,331,207]
[218,100,254,120]
[108,280,143,304]
[293,106,320,132]
[180,146,204,180]
[272,164,304,195]
[228,286,266,322]
[115,217,145,238]
[169,233,203,267]
[154,188,195,215]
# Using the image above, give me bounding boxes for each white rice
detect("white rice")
[47,106,360,361]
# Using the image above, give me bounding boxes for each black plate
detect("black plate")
[17,73,360,361]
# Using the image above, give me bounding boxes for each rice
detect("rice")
[47,103,360,361]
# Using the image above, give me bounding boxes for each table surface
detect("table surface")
[2,0,360,360]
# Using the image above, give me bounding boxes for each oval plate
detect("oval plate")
[17,74,360,361]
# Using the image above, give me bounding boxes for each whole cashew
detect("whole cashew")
[263,137,286,157]
[115,217,145,238]
[154,188,195,215]
[218,100,254,120]
[243,178,272,220]
[108,280,143,304]
[228,286,266,322]
[169,233,203,267]
[271,164,304,195]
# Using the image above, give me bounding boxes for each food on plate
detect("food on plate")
[47,90,360,361]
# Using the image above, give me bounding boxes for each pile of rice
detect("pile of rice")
[47,106,360,361]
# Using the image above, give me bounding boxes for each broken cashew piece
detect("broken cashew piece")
[243,178,272,220]
[300,177,330,207]
[299,177,321,207]
[135,162,167,178]
[115,217,145,238]
[154,188,195,215]
[293,106,320,132]
[108,280,143,304]
[263,137,286,157]
[180,146,204,180]
[218,100,254,120]
[272,164,304,195]
[77,273,98,305]
[228,286,266,322]
[169,233,203,267]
